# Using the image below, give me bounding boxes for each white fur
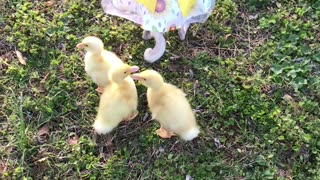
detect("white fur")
[93,76,138,134]
[142,30,152,40]
[134,70,200,141]
[93,118,114,134]
[148,84,199,141]
[144,32,166,63]
[84,50,123,87]
[101,0,216,63]
[144,24,189,62]
[79,36,123,88]
[178,24,190,40]
[180,126,200,141]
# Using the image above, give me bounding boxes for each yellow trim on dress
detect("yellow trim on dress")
[178,0,196,17]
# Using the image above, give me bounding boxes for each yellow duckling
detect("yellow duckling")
[131,70,200,141]
[76,36,123,92]
[93,64,139,134]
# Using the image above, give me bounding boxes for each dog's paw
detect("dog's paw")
[178,29,186,40]
[142,30,152,40]
[144,48,159,63]
[178,24,190,40]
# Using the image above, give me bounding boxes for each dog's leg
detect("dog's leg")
[144,32,166,63]
[178,23,190,40]
[142,30,152,40]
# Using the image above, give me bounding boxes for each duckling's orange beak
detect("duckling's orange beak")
[131,74,142,80]
[130,66,140,73]
[76,43,86,49]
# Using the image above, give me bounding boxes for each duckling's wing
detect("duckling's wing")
[166,83,187,97]
[151,104,165,120]
[102,50,124,65]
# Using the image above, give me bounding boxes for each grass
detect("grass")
[0,0,319,179]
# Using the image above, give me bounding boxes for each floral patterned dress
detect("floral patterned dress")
[101,0,216,32]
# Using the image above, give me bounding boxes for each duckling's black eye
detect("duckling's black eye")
[143,78,147,81]
[124,71,127,74]
[85,44,88,47]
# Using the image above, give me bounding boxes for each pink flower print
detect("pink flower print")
[169,25,176,31]
[155,0,166,13]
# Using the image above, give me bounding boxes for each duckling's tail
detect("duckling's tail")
[93,119,115,135]
[144,32,166,63]
[180,126,200,141]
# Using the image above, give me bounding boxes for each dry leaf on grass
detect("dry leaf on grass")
[249,14,259,20]
[0,161,7,173]
[224,34,232,40]
[36,156,49,163]
[15,50,26,65]
[193,80,200,96]
[5,146,13,153]
[282,94,294,102]
[45,0,56,7]
[0,57,4,69]
[38,124,49,136]
[67,136,79,145]
[278,169,293,180]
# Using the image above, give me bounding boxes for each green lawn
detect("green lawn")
[1,0,320,179]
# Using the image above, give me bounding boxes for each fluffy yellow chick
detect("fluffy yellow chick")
[131,70,200,141]
[76,36,123,92]
[93,64,139,134]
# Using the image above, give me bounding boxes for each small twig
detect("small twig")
[247,14,251,58]
[136,147,157,179]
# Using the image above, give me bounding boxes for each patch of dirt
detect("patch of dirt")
[184,10,269,60]
[0,2,15,57]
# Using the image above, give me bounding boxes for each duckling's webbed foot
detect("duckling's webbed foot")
[156,127,175,139]
[125,110,139,121]
[142,30,152,40]
[95,86,104,93]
